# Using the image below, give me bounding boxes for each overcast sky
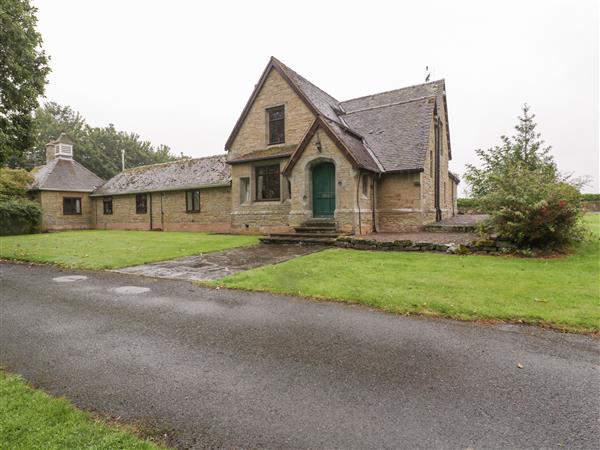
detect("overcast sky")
[34,0,598,193]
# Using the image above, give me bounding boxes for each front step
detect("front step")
[261,219,340,246]
[260,236,337,245]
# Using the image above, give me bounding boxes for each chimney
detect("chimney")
[45,137,57,162]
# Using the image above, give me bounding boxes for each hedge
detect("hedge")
[0,199,42,236]
[457,198,480,208]
[581,193,600,201]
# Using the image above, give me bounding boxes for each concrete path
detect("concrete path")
[114,243,324,281]
[1,262,598,449]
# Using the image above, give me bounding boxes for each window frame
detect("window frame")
[255,164,281,202]
[135,194,148,214]
[267,105,285,145]
[361,174,369,198]
[239,177,251,204]
[186,189,201,213]
[63,197,82,215]
[103,196,113,215]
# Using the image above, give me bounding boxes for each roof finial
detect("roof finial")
[424,66,431,82]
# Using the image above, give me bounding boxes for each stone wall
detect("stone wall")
[375,172,430,232]
[228,68,315,157]
[93,187,232,232]
[37,191,93,231]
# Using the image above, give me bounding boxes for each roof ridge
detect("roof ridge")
[341,79,445,105]
[342,95,436,115]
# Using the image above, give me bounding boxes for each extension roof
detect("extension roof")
[91,155,230,196]
[225,57,451,175]
[30,158,104,192]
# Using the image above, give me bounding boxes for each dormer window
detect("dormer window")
[267,105,285,145]
[55,143,73,157]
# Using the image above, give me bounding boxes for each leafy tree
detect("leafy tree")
[0,167,33,200]
[465,104,583,249]
[23,102,183,179]
[0,0,50,166]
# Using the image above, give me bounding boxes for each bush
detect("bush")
[0,168,33,201]
[457,198,480,208]
[581,193,600,201]
[0,199,42,235]
[479,167,583,249]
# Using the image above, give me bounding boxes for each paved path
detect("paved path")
[115,243,324,281]
[1,262,598,449]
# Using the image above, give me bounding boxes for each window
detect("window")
[255,165,280,201]
[287,178,292,200]
[103,196,113,215]
[63,197,81,215]
[267,105,285,145]
[362,174,369,197]
[240,177,250,204]
[186,190,201,212]
[135,194,147,214]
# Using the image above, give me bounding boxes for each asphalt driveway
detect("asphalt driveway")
[1,262,598,449]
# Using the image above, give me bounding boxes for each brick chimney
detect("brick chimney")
[45,137,57,162]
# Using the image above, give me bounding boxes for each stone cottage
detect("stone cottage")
[29,133,104,231]
[226,57,458,234]
[30,57,459,234]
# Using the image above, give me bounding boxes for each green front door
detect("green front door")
[312,162,335,217]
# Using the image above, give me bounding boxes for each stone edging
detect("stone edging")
[335,236,516,255]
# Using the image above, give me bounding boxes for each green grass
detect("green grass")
[0,370,163,449]
[213,215,600,333]
[0,230,259,269]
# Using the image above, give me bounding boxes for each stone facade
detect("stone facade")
[36,191,94,231]
[93,187,231,232]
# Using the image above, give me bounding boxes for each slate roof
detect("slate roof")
[340,97,435,172]
[91,155,230,196]
[230,57,452,175]
[30,158,104,192]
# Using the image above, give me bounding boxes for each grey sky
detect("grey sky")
[35,0,598,193]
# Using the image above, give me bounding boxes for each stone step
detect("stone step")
[300,222,337,229]
[293,226,340,234]
[260,236,337,245]
[271,232,340,238]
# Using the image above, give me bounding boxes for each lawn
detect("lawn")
[213,215,600,333]
[0,370,163,449]
[0,230,259,269]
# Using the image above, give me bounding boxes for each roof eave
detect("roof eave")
[90,182,231,197]
[227,153,292,165]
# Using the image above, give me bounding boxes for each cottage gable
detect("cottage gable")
[226,63,316,158]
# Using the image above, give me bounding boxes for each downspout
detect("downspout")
[371,176,376,232]
[356,171,362,235]
[149,193,153,230]
[160,192,164,231]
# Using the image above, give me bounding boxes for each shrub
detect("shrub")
[0,199,42,235]
[479,166,583,249]
[581,193,600,201]
[0,168,33,201]
[457,198,480,208]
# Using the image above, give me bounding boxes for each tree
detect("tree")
[23,102,184,179]
[465,104,557,198]
[0,0,50,166]
[465,104,583,249]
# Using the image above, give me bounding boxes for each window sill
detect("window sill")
[186,210,201,214]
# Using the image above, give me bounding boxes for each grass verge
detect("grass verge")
[211,215,600,333]
[0,370,165,449]
[0,230,259,269]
